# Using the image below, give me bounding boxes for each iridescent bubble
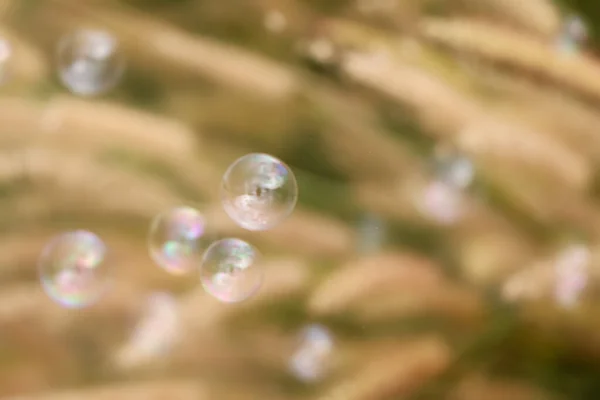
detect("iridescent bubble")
[221,153,298,231]
[38,230,111,309]
[56,29,125,96]
[289,324,334,383]
[148,206,210,275]
[200,238,263,303]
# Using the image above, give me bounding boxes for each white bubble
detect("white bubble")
[554,244,589,308]
[200,238,263,303]
[289,324,334,383]
[56,29,125,96]
[221,153,298,231]
[418,180,465,225]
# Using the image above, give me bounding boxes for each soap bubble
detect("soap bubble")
[433,150,475,190]
[0,38,12,84]
[289,324,334,383]
[38,230,111,309]
[221,153,298,231]
[200,238,263,303]
[554,244,589,308]
[148,206,211,275]
[557,15,587,55]
[264,10,287,33]
[357,213,385,254]
[57,29,125,96]
[417,149,474,225]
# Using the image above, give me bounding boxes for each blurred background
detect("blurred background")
[2,0,600,399]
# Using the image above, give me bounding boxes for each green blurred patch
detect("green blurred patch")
[97,148,205,202]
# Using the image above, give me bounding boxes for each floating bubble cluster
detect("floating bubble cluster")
[221,153,298,231]
[148,206,211,275]
[38,230,111,309]
[289,324,334,382]
[57,29,125,96]
[200,238,263,303]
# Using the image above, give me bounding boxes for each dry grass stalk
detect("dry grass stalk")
[455,0,560,38]
[207,204,355,259]
[451,374,551,400]
[6,380,208,400]
[341,50,479,137]
[317,336,451,400]
[308,252,442,315]
[354,282,483,324]
[458,117,589,190]
[421,17,600,103]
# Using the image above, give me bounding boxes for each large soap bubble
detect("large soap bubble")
[221,153,298,231]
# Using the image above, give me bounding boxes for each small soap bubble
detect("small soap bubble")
[38,230,111,309]
[557,15,588,55]
[289,324,334,383]
[0,38,12,84]
[221,153,298,231]
[417,149,474,225]
[554,244,589,308]
[264,10,287,33]
[57,29,125,96]
[418,180,464,225]
[148,206,211,275]
[357,213,385,254]
[200,238,263,303]
[433,150,475,190]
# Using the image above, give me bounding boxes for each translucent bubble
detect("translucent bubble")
[148,206,211,275]
[221,153,298,231]
[264,10,287,33]
[433,151,475,190]
[289,324,334,383]
[56,29,125,96]
[557,15,587,55]
[200,238,263,303]
[357,213,385,254]
[38,230,111,309]
[554,244,589,308]
[418,180,465,225]
[417,149,474,224]
[0,38,13,84]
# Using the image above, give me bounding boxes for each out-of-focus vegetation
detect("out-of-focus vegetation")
[1,0,600,399]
